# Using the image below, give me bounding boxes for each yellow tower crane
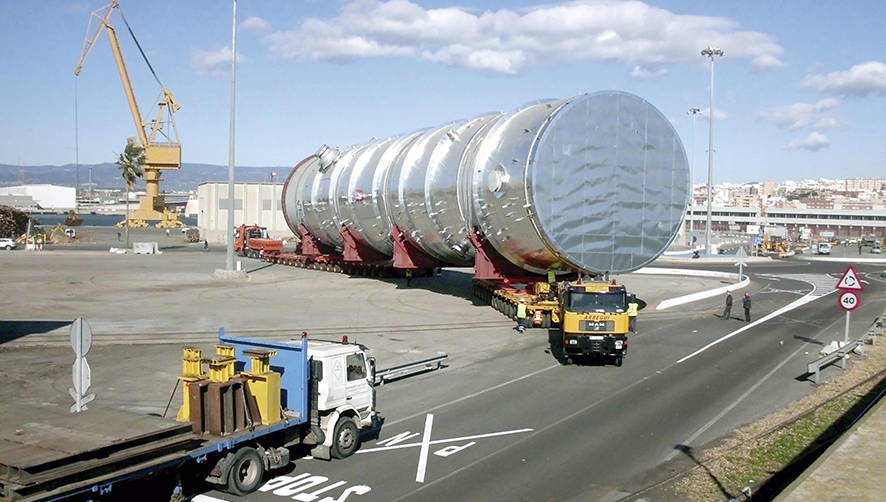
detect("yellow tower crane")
[75,1,184,228]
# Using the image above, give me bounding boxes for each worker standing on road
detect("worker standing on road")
[743,292,752,322]
[722,291,733,320]
[627,295,639,333]
[516,299,527,333]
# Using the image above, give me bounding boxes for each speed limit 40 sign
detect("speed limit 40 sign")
[839,291,860,311]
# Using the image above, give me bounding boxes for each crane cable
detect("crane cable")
[117,7,164,90]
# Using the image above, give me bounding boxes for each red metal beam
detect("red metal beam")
[468,227,543,284]
[297,224,334,257]
[391,225,438,270]
[340,225,387,263]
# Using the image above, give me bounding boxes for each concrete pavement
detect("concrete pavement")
[775,388,886,502]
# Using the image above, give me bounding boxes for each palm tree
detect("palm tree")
[116,137,144,248]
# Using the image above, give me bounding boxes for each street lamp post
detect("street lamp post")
[701,46,724,256]
[270,171,277,233]
[687,107,701,245]
[225,0,238,271]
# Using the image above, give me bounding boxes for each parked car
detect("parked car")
[0,238,17,250]
[872,246,882,254]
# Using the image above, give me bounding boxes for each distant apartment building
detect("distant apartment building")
[844,178,886,192]
[801,199,834,209]
[839,201,874,211]
[761,180,777,197]
[732,194,760,208]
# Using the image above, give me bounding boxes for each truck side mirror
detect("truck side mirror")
[310,359,323,381]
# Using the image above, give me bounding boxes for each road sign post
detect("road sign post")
[69,318,96,413]
[835,266,864,346]
[733,246,749,282]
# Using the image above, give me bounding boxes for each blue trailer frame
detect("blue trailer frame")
[34,329,312,502]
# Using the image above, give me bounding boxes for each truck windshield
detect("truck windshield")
[566,291,626,313]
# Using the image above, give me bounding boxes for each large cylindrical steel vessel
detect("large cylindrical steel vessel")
[282,91,689,275]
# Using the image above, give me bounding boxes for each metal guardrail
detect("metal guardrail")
[806,315,884,384]
[374,353,448,385]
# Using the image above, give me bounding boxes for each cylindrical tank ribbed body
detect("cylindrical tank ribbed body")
[282,91,689,275]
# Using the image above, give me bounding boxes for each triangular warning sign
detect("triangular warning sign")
[836,265,865,291]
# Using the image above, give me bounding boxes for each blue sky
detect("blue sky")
[1,1,884,184]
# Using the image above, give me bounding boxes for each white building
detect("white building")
[0,184,75,210]
[196,182,294,243]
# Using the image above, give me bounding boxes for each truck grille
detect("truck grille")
[579,320,615,332]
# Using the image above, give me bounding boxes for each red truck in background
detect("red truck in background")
[235,224,284,258]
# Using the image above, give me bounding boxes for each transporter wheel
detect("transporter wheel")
[225,447,265,496]
[331,416,360,459]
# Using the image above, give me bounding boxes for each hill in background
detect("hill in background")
[0,163,291,192]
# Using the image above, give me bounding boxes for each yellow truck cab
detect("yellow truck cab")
[560,281,629,366]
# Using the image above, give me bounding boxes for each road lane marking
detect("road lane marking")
[676,275,837,364]
[385,363,560,427]
[666,303,854,462]
[358,428,534,454]
[416,414,434,483]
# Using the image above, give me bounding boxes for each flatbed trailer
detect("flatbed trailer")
[0,406,298,502]
[0,331,379,501]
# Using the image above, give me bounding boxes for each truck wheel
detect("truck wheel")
[226,447,265,496]
[331,416,360,459]
[614,356,623,367]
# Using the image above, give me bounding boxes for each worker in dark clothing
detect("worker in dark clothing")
[743,292,752,322]
[722,291,733,320]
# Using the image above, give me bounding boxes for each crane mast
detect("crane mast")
[75,1,183,228]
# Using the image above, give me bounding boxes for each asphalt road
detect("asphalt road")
[189,258,886,502]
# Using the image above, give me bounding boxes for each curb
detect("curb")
[631,268,750,310]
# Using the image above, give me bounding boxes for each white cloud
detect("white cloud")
[801,61,886,96]
[258,0,785,75]
[784,132,830,151]
[811,117,848,131]
[758,99,841,130]
[241,16,272,35]
[190,46,246,76]
[630,65,667,79]
[701,107,728,121]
